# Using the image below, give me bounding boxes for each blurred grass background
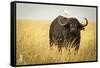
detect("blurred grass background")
[16,19,96,65]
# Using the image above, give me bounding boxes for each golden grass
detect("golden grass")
[16,19,97,65]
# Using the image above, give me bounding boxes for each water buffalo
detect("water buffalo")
[49,15,88,52]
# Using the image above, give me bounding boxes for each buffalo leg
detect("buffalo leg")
[58,45,62,52]
[74,45,79,55]
[50,40,53,47]
[65,41,69,50]
[49,40,54,50]
[74,38,80,54]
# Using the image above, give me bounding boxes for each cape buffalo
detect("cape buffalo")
[49,15,88,52]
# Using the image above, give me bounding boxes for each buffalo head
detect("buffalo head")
[58,16,88,33]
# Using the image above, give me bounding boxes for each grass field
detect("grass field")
[16,19,97,65]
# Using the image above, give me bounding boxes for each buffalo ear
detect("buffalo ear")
[79,17,88,30]
[79,24,85,30]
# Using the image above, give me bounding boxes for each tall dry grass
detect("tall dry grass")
[16,19,96,65]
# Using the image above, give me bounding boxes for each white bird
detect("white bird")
[63,10,70,18]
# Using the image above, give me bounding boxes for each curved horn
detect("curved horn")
[81,17,88,27]
[58,16,68,26]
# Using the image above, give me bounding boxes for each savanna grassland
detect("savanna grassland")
[16,19,97,65]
